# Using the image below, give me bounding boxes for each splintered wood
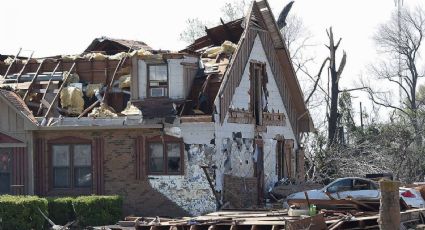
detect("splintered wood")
[96,208,425,230]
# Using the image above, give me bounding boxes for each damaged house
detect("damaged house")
[0,0,313,216]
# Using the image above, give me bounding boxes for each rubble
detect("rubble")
[121,101,142,116]
[88,103,118,118]
[98,207,425,230]
[203,40,237,58]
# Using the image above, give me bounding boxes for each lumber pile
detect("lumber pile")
[90,207,425,230]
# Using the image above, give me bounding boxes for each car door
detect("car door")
[344,179,380,199]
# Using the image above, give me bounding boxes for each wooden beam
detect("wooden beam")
[23,59,46,101]
[42,63,76,125]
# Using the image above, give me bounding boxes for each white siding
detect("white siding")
[137,60,147,99]
[148,122,216,215]
[213,35,298,192]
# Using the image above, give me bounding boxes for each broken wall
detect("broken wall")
[148,122,217,215]
[213,35,299,194]
[136,56,198,100]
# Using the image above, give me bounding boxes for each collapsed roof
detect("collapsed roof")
[0,0,313,133]
[84,37,152,55]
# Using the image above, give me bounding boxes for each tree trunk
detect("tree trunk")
[326,27,346,147]
[378,180,400,230]
[328,68,339,146]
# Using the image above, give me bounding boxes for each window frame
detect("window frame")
[146,135,184,175]
[48,137,92,193]
[147,63,169,98]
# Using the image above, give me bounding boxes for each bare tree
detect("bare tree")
[366,6,425,148]
[179,18,209,44]
[324,28,347,146]
[220,0,249,22]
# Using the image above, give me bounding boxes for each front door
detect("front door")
[0,148,12,194]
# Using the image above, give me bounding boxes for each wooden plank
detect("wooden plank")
[42,62,76,125]
[285,214,326,230]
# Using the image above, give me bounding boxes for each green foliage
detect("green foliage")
[47,197,75,225]
[72,195,123,227]
[0,195,48,230]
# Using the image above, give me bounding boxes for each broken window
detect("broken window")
[148,64,168,97]
[51,143,92,189]
[250,62,268,126]
[0,149,12,194]
[147,136,183,175]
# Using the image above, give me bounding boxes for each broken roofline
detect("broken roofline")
[0,50,199,122]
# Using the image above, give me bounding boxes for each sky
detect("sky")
[1,0,424,124]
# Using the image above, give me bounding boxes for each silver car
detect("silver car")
[286,177,425,208]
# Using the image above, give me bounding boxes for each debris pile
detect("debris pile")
[203,40,237,58]
[96,207,425,230]
[121,101,142,116]
[88,103,118,118]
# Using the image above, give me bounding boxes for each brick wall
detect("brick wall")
[34,129,188,216]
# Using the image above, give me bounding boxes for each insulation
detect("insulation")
[88,103,118,118]
[60,86,84,114]
[121,101,142,116]
[221,40,237,54]
[108,52,128,60]
[203,41,237,58]
[85,83,103,98]
[3,57,17,65]
[130,49,152,57]
[118,75,131,89]
[61,54,80,61]
[83,52,107,61]
[204,46,222,58]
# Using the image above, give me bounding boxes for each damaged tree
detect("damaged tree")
[325,28,347,147]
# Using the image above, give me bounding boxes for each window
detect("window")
[353,179,378,190]
[249,61,268,126]
[0,149,11,194]
[327,179,353,193]
[147,136,183,175]
[148,64,168,97]
[51,144,91,189]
